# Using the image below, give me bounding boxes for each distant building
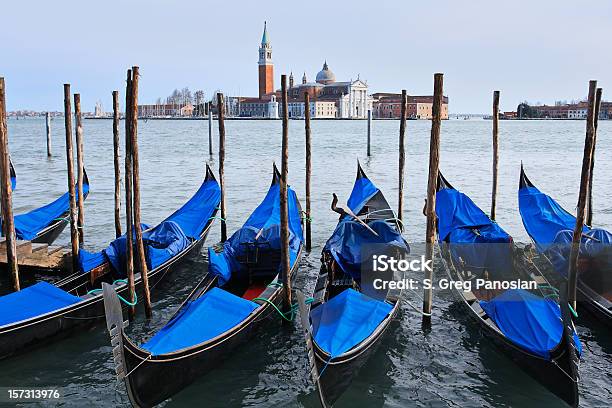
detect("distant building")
[138,103,194,117]
[371,93,449,119]
[236,23,371,119]
[280,63,372,119]
[94,101,105,118]
[517,100,611,119]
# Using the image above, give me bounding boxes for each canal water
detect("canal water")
[1,118,610,407]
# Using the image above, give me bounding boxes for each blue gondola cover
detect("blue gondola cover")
[436,184,511,274]
[142,287,257,355]
[324,219,407,280]
[311,288,392,357]
[0,282,81,326]
[208,182,303,285]
[79,177,221,275]
[518,185,588,252]
[9,183,90,241]
[480,289,582,359]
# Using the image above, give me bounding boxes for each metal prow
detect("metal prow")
[331,193,379,237]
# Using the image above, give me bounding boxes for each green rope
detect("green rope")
[252,297,294,321]
[87,279,138,306]
[209,216,226,222]
[251,295,315,322]
[568,303,579,318]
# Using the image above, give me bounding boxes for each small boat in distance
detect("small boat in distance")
[437,172,581,407]
[102,164,304,407]
[0,165,220,359]
[518,165,612,327]
[297,163,409,407]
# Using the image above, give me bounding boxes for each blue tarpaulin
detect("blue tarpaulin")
[79,177,221,275]
[480,289,582,359]
[142,287,257,355]
[324,220,408,280]
[0,281,82,327]
[346,175,378,215]
[311,288,392,357]
[518,185,588,252]
[9,183,90,241]
[208,180,303,285]
[436,184,512,274]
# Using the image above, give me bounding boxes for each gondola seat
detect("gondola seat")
[311,288,392,358]
[0,282,81,326]
[480,289,582,359]
[142,287,257,355]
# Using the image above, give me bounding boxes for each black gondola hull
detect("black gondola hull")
[31,216,68,244]
[0,228,211,360]
[121,291,281,407]
[311,303,398,407]
[443,255,579,407]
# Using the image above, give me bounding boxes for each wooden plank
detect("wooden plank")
[30,243,48,254]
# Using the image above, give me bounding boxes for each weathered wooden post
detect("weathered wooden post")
[423,73,444,321]
[491,90,500,221]
[217,93,227,242]
[130,67,153,318]
[280,74,292,316]
[208,101,213,157]
[0,78,20,291]
[74,93,85,243]
[398,90,407,224]
[63,84,79,273]
[112,90,122,238]
[586,87,602,227]
[124,70,136,320]
[567,80,598,310]
[367,109,372,157]
[304,91,312,251]
[45,112,52,157]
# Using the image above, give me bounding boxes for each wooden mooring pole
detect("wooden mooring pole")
[280,74,292,316]
[423,73,444,321]
[586,88,602,227]
[217,93,227,242]
[0,78,20,291]
[45,112,52,157]
[567,80,598,311]
[63,85,79,273]
[208,102,214,157]
[491,90,500,221]
[124,70,136,320]
[304,91,312,251]
[130,67,153,318]
[112,90,122,238]
[74,94,85,243]
[398,90,407,224]
[367,109,372,157]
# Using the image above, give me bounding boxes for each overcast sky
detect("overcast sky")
[2,0,610,113]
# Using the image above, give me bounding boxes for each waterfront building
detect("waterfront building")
[138,103,194,117]
[279,63,372,119]
[371,93,449,119]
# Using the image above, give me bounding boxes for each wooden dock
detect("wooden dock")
[0,238,72,272]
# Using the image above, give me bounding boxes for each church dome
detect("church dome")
[316,61,336,85]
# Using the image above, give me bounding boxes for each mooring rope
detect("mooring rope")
[87,279,138,306]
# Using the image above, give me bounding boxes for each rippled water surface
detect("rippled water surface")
[1,118,610,407]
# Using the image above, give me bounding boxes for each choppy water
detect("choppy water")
[1,118,610,407]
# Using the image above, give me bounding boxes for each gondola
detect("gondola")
[0,165,220,359]
[3,167,90,245]
[518,165,612,327]
[296,163,409,407]
[436,172,581,407]
[102,164,304,407]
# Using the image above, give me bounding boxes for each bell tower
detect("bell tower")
[258,21,274,99]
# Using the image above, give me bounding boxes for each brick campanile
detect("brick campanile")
[258,21,274,99]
